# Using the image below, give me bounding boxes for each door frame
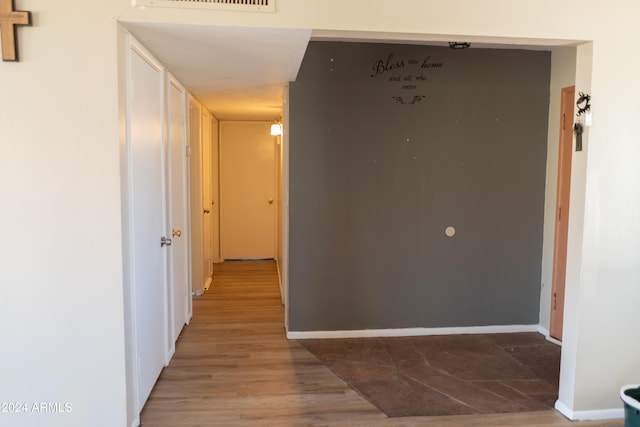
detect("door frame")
[549,85,575,341]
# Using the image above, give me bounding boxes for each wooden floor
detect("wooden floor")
[140,260,621,427]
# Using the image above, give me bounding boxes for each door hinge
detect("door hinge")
[558,206,561,221]
[185,146,191,157]
[562,112,566,130]
[553,292,557,310]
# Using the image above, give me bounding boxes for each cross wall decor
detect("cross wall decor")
[0,0,31,62]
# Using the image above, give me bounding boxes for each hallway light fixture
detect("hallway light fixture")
[270,122,282,136]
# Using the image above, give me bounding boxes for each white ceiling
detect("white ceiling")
[125,23,311,120]
[123,23,572,121]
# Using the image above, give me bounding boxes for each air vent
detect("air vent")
[136,0,275,12]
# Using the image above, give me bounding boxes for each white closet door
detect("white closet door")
[129,42,168,410]
[167,76,189,345]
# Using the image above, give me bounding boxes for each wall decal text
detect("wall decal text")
[370,53,444,105]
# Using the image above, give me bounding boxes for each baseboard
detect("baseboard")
[545,335,562,346]
[555,399,573,419]
[287,324,540,340]
[537,325,562,346]
[275,259,283,304]
[165,346,175,366]
[131,417,140,427]
[555,399,624,421]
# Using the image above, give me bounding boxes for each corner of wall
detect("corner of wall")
[118,26,141,427]
[557,40,592,414]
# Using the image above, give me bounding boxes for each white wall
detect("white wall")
[564,37,640,414]
[539,47,577,334]
[0,1,129,426]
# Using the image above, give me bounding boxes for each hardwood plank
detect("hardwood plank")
[140,260,621,427]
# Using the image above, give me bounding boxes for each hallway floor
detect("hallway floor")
[140,260,621,426]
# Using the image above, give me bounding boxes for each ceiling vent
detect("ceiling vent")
[136,0,275,13]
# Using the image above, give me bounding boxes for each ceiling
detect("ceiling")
[125,22,311,121]
[123,23,574,122]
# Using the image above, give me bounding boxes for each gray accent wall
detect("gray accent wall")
[288,41,551,332]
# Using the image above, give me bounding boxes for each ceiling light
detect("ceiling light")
[270,123,282,136]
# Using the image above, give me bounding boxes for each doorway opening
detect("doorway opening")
[120,25,584,424]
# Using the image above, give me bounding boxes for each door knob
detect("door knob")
[160,236,172,247]
[172,229,182,238]
[268,198,274,205]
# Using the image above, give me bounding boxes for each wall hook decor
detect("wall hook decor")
[576,92,591,116]
[573,92,591,152]
[448,42,471,49]
[573,122,584,152]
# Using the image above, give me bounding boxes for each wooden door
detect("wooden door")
[220,121,276,260]
[550,86,575,341]
[201,110,213,288]
[167,76,189,346]
[211,117,221,263]
[128,43,168,409]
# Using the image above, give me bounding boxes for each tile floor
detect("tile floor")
[299,332,561,417]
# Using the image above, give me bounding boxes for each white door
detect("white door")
[220,121,276,260]
[189,99,204,295]
[167,76,189,345]
[128,43,167,409]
